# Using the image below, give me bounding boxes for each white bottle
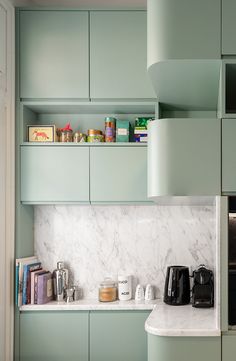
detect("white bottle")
[118,275,132,301]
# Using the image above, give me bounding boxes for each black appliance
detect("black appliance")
[229,269,236,325]
[164,266,190,305]
[192,265,214,308]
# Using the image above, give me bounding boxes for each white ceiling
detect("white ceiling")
[11,0,146,9]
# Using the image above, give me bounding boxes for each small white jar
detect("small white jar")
[118,275,132,301]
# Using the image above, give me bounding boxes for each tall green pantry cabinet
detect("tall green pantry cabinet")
[15,7,156,361]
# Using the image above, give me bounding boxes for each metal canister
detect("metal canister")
[105,117,116,142]
[87,129,104,143]
[52,261,69,301]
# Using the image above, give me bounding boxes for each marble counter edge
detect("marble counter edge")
[19,299,158,311]
[145,303,221,337]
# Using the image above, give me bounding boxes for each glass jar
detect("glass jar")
[87,129,104,143]
[73,132,87,143]
[61,129,73,142]
[105,117,116,142]
[99,278,117,302]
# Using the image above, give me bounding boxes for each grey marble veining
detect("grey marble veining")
[34,205,216,299]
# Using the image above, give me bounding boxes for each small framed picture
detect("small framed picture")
[27,125,56,142]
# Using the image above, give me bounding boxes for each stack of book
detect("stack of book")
[15,256,53,307]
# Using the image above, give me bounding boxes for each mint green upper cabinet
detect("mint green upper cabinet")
[147,0,221,110]
[20,311,89,361]
[222,119,236,193]
[147,0,220,64]
[19,11,89,99]
[148,118,221,198]
[21,146,89,203]
[90,11,156,100]
[90,146,151,203]
[222,0,236,54]
[90,311,149,361]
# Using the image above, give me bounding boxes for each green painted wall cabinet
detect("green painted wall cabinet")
[148,118,221,198]
[21,146,90,203]
[222,0,236,54]
[20,11,89,99]
[19,10,155,101]
[21,145,150,204]
[222,119,236,193]
[90,11,155,100]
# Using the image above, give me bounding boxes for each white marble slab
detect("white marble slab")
[20,299,157,311]
[34,205,217,299]
[145,302,220,337]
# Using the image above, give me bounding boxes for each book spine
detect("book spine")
[22,265,28,305]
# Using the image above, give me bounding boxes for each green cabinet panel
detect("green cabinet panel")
[20,11,89,99]
[148,334,221,361]
[222,119,236,193]
[20,311,89,361]
[147,0,220,63]
[90,11,155,100]
[90,146,151,203]
[148,118,221,197]
[222,335,236,361]
[21,146,89,203]
[222,0,236,54]
[90,311,150,361]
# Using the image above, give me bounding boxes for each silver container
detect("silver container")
[52,261,69,301]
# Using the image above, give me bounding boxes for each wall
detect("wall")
[34,205,216,299]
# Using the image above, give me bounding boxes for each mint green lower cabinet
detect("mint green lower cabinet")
[148,334,221,361]
[21,146,89,203]
[20,311,89,361]
[148,118,221,197]
[222,119,236,193]
[90,311,150,361]
[222,335,236,361]
[90,146,151,203]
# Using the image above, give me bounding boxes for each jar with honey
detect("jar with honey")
[99,278,117,302]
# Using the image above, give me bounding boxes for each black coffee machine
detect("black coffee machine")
[164,266,190,305]
[192,265,214,308]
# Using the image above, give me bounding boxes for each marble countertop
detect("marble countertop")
[145,302,220,337]
[20,299,158,311]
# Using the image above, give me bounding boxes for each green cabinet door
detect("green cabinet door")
[222,119,236,193]
[19,11,89,99]
[20,311,89,361]
[148,0,220,61]
[90,11,156,100]
[222,335,236,361]
[222,0,236,54]
[90,146,151,203]
[148,118,221,197]
[21,146,89,203]
[148,334,221,361]
[90,311,150,361]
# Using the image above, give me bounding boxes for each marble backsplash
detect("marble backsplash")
[34,205,217,299]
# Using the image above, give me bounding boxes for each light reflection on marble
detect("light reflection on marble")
[34,205,216,299]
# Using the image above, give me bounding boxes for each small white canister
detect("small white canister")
[118,275,132,301]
